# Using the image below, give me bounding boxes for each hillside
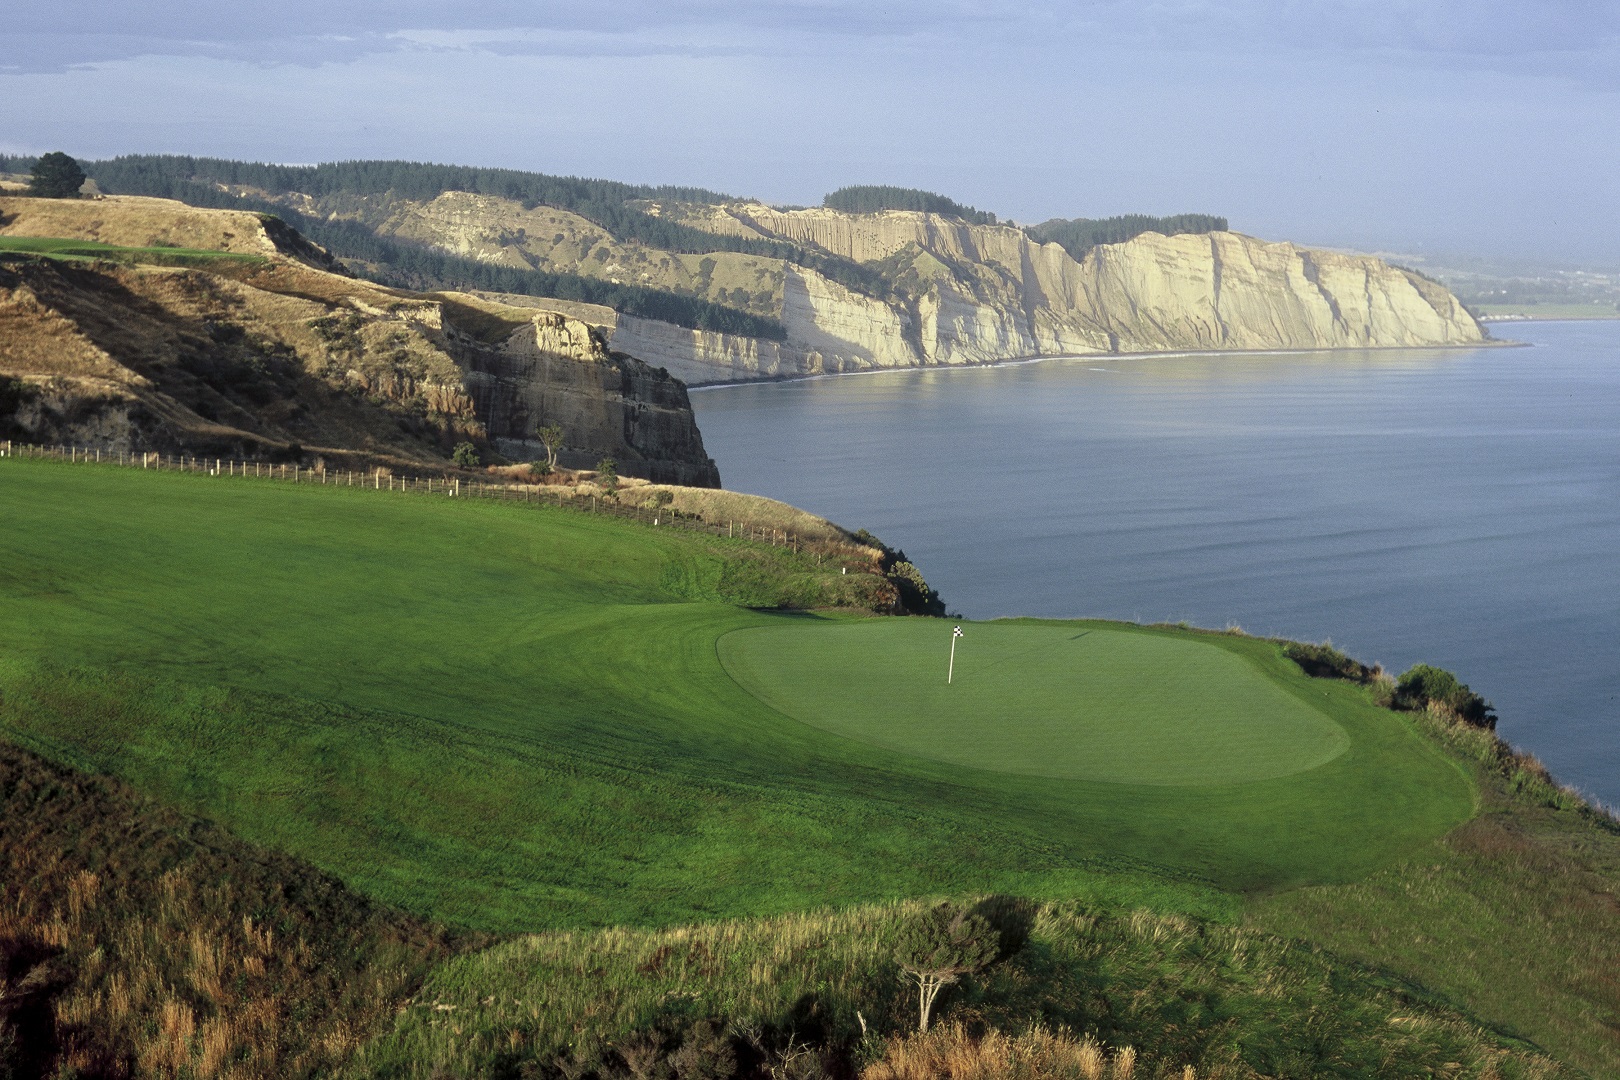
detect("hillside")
[4,453,1618,1077]
[0,195,720,484]
[48,156,1490,386]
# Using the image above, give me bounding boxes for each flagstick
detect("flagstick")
[948,634,957,684]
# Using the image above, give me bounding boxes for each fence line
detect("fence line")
[0,440,808,553]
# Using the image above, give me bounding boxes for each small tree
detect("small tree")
[28,152,86,199]
[452,441,480,468]
[536,422,564,469]
[596,456,618,495]
[894,902,999,1032]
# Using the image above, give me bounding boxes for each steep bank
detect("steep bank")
[0,196,719,485]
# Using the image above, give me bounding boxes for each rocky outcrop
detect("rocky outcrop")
[461,312,719,487]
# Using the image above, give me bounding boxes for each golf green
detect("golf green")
[719,620,1350,785]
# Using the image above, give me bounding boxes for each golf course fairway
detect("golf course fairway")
[0,456,1477,928]
[719,620,1350,785]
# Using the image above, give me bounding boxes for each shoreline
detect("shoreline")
[687,337,1525,391]
[1479,314,1620,323]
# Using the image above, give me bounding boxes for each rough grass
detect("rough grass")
[617,483,868,548]
[353,900,1568,1078]
[0,740,465,1078]
[0,455,1476,936]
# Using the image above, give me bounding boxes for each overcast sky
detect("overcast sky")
[4,1,1617,264]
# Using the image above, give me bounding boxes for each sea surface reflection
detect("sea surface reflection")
[691,321,1620,805]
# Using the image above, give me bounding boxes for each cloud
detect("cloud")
[6,1,1617,77]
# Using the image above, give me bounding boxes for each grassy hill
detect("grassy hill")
[3,454,1618,1076]
[0,454,1472,926]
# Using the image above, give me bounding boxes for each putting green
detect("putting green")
[719,620,1350,786]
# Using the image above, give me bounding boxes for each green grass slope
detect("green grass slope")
[0,456,1471,935]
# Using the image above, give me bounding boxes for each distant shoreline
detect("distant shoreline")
[688,338,1524,391]
[1478,313,1620,323]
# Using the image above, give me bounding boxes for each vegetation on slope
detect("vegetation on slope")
[357,898,1567,1079]
[1026,214,1229,262]
[0,739,467,1078]
[823,186,998,225]
[1249,698,1620,1076]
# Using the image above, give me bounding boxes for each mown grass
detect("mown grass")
[0,455,1475,935]
[353,898,1567,1078]
[719,620,1349,785]
[0,234,267,268]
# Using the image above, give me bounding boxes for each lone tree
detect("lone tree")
[452,441,481,468]
[28,152,86,199]
[894,902,999,1032]
[596,455,618,495]
[536,421,564,469]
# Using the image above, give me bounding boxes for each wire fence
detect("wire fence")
[0,440,812,552]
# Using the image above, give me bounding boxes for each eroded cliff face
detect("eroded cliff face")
[395,198,1480,384]
[459,311,719,486]
[0,197,719,484]
[716,205,1486,373]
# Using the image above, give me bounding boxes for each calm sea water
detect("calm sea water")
[691,321,1620,805]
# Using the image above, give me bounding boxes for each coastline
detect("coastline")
[686,337,1524,391]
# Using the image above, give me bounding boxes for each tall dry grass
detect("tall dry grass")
[0,740,467,1078]
[863,1023,1151,1080]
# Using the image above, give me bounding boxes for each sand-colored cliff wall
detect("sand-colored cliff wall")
[601,211,1486,383]
[135,188,1487,386]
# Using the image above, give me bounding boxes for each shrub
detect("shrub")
[453,441,481,468]
[1395,663,1495,728]
[894,902,999,1031]
[1280,641,1375,683]
[597,456,619,495]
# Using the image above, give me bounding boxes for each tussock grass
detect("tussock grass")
[354,900,1568,1078]
[617,483,872,551]
[0,740,466,1078]
[864,1024,1142,1080]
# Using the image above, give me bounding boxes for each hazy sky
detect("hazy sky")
[5,1,1617,263]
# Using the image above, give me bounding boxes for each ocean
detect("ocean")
[692,320,1620,804]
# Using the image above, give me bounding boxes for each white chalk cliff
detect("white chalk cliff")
[331,194,1487,385]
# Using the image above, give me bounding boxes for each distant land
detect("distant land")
[1348,247,1620,321]
[3,155,1486,393]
